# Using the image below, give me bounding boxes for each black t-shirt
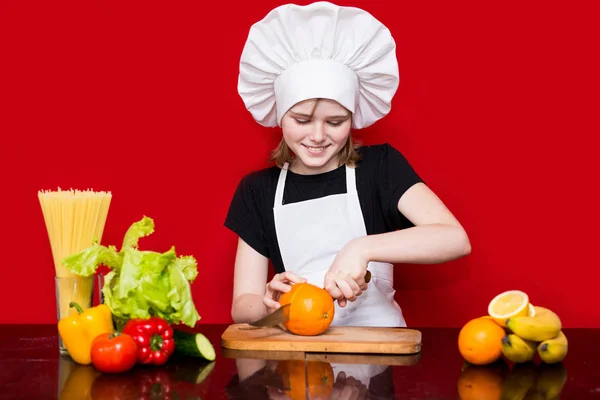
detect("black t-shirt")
[224,143,424,273]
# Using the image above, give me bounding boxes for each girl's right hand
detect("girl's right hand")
[263,271,306,313]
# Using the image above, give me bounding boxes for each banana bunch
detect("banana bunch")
[501,306,568,364]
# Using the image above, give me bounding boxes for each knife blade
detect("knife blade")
[246,303,291,328]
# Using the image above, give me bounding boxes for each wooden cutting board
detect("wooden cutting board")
[221,324,422,354]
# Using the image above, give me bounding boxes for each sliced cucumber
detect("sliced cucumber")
[174,330,216,361]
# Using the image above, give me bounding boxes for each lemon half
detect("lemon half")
[487,290,532,327]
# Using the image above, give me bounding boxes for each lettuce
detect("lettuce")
[62,216,201,327]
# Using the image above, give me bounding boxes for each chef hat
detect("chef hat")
[237,1,399,129]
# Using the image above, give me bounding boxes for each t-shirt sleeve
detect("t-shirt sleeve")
[224,174,270,259]
[378,143,424,229]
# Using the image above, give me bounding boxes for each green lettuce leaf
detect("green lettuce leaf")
[121,216,155,250]
[117,247,176,299]
[167,265,200,327]
[172,255,198,282]
[63,216,201,327]
[62,243,122,276]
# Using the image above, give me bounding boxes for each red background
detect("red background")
[1,0,598,328]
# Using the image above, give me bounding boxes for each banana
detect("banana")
[537,330,568,364]
[506,306,561,342]
[501,334,537,363]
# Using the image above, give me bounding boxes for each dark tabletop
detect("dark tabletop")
[0,324,598,399]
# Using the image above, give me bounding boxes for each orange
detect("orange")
[279,282,334,336]
[276,360,334,400]
[458,317,505,365]
[457,363,504,400]
[487,290,532,327]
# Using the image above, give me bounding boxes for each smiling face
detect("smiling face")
[281,98,352,175]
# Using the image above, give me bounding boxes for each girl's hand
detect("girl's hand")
[324,238,370,308]
[263,271,306,313]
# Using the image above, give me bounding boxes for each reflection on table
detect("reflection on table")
[58,355,215,399]
[2,325,597,399]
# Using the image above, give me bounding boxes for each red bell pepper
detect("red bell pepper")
[122,316,175,365]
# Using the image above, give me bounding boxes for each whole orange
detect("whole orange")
[278,282,334,336]
[458,317,505,365]
[276,360,334,400]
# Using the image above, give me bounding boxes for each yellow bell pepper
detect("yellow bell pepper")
[58,301,114,365]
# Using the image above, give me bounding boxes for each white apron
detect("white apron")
[273,162,406,328]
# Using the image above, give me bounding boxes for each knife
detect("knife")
[242,270,372,329]
[246,303,291,328]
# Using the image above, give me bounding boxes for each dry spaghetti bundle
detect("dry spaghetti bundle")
[38,188,112,277]
[39,188,112,322]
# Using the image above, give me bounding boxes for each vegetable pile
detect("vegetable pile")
[57,216,216,374]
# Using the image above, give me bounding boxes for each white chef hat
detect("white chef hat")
[237,1,399,130]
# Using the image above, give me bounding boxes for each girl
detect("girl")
[225,1,471,328]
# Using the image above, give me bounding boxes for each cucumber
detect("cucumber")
[173,330,216,361]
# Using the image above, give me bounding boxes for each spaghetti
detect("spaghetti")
[39,188,112,323]
[38,188,112,278]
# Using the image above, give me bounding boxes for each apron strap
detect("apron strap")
[345,165,357,194]
[274,162,289,209]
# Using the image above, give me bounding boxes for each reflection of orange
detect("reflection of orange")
[457,364,504,400]
[458,317,505,365]
[276,360,334,400]
[279,283,334,336]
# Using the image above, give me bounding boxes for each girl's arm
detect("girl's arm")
[325,182,471,304]
[360,181,472,264]
[231,238,270,323]
[231,238,306,322]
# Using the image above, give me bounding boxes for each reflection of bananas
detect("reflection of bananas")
[498,361,568,400]
[535,362,567,399]
[522,389,545,400]
[500,362,536,400]
[506,307,561,342]
[501,334,537,363]
[537,331,568,364]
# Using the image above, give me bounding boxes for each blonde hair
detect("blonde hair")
[269,98,362,168]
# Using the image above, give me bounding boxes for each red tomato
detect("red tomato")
[91,332,138,374]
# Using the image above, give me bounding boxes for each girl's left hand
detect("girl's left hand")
[324,238,370,307]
